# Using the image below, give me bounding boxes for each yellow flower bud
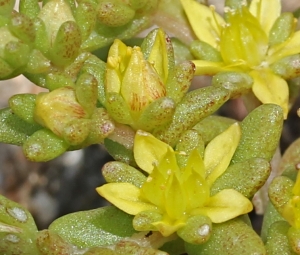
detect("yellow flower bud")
[105,39,167,129]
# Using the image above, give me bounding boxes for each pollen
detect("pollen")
[146,176,153,182]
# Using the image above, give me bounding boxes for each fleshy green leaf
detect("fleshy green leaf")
[185,218,266,255]
[0,194,39,254]
[0,108,41,146]
[49,206,137,247]
[22,129,69,161]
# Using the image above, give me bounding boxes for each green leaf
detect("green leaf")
[185,218,266,255]
[96,0,135,27]
[22,129,69,161]
[50,21,81,67]
[231,104,283,164]
[104,137,135,165]
[138,97,175,132]
[212,71,253,99]
[0,108,41,145]
[49,206,136,248]
[9,94,37,124]
[102,161,146,188]
[211,158,270,198]
[193,115,236,145]
[154,87,230,146]
[19,0,40,19]
[0,0,14,16]
[261,202,287,243]
[265,221,294,255]
[9,11,35,45]
[0,194,39,254]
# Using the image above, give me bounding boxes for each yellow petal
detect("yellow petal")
[162,174,186,220]
[193,60,226,76]
[291,196,300,229]
[134,130,173,173]
[250,69,288,118]
[96,183,156,215]
[147,29,169,84]
[249,0,281,36]
[268,31,300,64]
[204,123,241,186]
[180,0,225,48]
[140,149,178,209]
[192,189,253,223]
[293,172,300,195]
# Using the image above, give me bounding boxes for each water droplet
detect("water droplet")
[6,234,20,243]
[7,207,28,223]
[198,224,210,236]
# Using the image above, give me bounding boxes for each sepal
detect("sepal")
[177,215,212,244]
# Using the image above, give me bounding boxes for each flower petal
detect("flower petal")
[204,123,241,186]
[96,183,156,215]
[293,171,300,195]
[180,0,225,48]
[249,0,281,36]
[140,148,179,209]
[193,60,226,75]
[134,130,173,173]
[192,189,253,223]
[250,69,288,118]
[268,31,300,64]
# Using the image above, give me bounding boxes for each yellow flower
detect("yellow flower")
[181,0,300,118]
[96,123,252,242]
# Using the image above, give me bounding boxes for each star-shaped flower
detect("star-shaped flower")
[96,123,252,243]
[181,0,300,118]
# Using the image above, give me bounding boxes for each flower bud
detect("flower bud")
[105,38,170,130]
[34,87,91,145]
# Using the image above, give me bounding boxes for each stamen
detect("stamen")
[209,5,221,32]
[223,6,232,13]
[146,176,153,182]
[152,160,158,167]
